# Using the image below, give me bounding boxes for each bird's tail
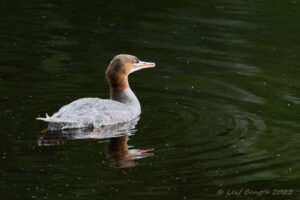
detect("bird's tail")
[36,113,72,123]
[36,113,51,121]
[36,113,80,130]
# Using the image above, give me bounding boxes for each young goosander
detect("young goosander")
[37,54,155,130]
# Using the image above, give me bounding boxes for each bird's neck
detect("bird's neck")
[110,87,140,105]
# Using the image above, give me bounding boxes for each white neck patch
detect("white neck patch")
[129,67,140,74]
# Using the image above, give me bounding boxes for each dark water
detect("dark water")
[1,0,300,199]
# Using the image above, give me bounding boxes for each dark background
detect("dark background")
[0,0,300,199]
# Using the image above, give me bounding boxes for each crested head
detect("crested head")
[106,54,155,93]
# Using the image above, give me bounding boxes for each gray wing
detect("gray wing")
[52,98,120,117]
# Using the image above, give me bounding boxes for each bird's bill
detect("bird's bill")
[133,61,156,69]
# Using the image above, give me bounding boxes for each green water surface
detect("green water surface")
[0,0,300,199]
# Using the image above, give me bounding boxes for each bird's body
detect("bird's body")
[38,88,140,130]
[37,54,155,130]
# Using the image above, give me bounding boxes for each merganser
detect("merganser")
[37,54,155,130]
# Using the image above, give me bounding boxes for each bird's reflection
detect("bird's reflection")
[37,117,153,168]
[107,135,153,168]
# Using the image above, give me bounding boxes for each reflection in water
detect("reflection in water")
[107,136,153,168]
[37,117,154,168]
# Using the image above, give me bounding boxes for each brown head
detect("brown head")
[106,54,155,93]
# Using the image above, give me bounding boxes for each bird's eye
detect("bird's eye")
[133,59,139,63]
